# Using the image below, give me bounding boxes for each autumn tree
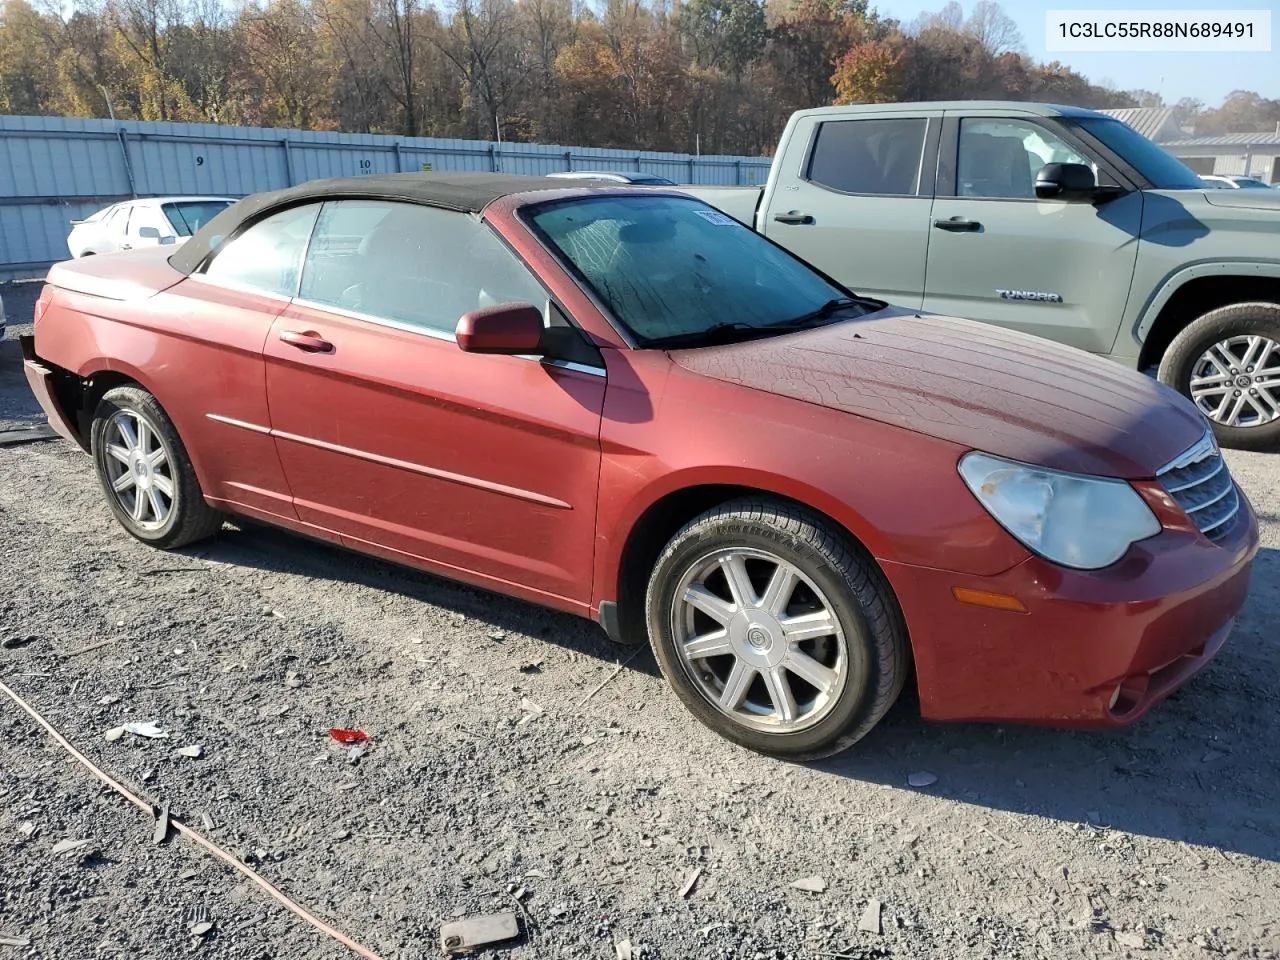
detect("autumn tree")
[0,0,1268,153]
[831,33,904,104]
[237,0,326,128]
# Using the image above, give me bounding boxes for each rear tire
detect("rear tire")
[90,386,223,549]
[1158,302,1280,451]
[645,498,909,760]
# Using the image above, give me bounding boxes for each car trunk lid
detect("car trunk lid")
[46,247,187,302]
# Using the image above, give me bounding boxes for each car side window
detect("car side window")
[805,118,927,196]
[128,206,158,237]
[104,205,128,233]
[201,203,320,298]
[957,118,1093,200]
[297,200,548,338]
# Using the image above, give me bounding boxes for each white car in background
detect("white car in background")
[545,171,678,185]
[67,196,235,258]
[1199,174,1272,190]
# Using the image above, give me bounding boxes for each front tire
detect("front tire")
[1158,302,1280,451]
[645,498,909,760]
[90,386,223,549]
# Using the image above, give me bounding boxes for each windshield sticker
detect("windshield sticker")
[695,210,738,226]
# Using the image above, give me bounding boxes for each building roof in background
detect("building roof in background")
[1161,132,1280,148]
[1099,107,1184,142]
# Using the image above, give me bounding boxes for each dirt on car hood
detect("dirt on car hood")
[668,306,1207,479]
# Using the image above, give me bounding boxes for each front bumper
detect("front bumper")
[882,492,1259,727]
[20,335,83,448]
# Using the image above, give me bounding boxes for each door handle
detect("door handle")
[773,212,814,225]
[279,330,334,353]
[933,217,982,232]
[120,243,132,250]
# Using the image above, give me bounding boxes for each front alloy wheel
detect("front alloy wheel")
[672,548,848,733]
[646,498,909,760]
[1187,335,1280,429]
[1159,301,1280,451]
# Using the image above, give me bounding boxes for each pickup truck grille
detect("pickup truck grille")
[1157,432,1239,542]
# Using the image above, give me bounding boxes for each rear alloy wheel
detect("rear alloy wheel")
[645,499,909,760]
[91,386,223,549]
[1159,302,1280,451]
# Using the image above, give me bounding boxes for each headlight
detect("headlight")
[958,452,1160,570]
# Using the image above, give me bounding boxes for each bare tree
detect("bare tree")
[434,0,528,139]
[964,0,1020,55]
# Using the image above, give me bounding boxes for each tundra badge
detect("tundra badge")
[996,289,1063,303]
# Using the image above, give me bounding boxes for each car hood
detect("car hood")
[668,307,1207,479]
[1202,189,1280,212]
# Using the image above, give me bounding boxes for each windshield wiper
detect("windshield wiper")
[643,322,775,349]
[643,298,870,350]
[771,297,864,329]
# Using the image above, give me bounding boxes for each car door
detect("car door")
[761,111,940,307]
[123,203,170,248]
[922,112,1144,355]
[100,204,130,253]
[262,199,606,606]
[150,202,321,523]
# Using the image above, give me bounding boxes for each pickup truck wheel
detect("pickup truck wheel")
[90,386,224,549]
[645,498,909,760]
[1158,302,1280,451]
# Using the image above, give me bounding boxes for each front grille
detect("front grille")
[1157,432,1240,542]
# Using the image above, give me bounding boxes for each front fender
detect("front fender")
[589,357,1032,611]
[1134,259,1280,344]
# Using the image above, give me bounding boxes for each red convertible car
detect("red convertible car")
[21,173,1258,758]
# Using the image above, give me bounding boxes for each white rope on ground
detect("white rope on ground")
[0,676,386,960]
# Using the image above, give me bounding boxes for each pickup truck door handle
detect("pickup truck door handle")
[933,217,982,232]
[773,212,815,225]
[279,330,334,353]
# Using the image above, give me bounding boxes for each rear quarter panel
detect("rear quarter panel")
[35,277,295,519]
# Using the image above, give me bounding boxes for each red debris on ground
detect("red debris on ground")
[328,728,370,745]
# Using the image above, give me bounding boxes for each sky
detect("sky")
[877,0,1279,107]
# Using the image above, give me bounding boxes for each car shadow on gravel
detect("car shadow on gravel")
[184,518,1280,863]
[177,519,663,677]
[818,545,1280,864]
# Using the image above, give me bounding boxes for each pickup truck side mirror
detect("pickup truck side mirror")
[1035,163,1098,202]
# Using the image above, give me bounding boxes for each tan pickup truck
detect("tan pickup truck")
[686,100,1280,450]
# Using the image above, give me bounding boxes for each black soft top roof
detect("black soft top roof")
[168,172,566,275]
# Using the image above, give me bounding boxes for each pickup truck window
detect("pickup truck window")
[1072,117,1204,190]
[806,118,926,196]
[957,119,1090,199]
[527,194,869,346]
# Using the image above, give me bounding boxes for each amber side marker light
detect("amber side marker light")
[951,587,1028,613]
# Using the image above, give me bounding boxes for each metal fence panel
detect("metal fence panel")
[0,115,771,277]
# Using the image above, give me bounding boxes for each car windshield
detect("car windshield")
[162,200,233,237]
[525,195,874,347]
[1073,118,1204,189]
[1233,177,1270,189]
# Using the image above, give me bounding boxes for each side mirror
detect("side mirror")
[1035,162,1097,202]
[137,226,163,239]
[456,303,544,355]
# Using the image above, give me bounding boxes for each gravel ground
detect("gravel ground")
[2,289,1279,960]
